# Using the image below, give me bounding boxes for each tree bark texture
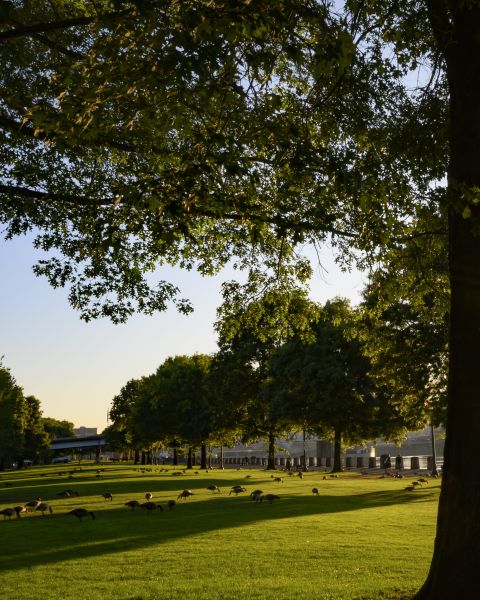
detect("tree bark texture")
[200,444,207,469]
[267,430,275,469]
[187,447,193,469]
[418,6,480,598]
[332,428,342,472]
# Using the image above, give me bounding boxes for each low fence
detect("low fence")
[221,455,442,470]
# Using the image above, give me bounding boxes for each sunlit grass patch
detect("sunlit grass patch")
[0,464,438,599]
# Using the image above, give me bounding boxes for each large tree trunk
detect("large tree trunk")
[331,428,342,472]
[173,447,178,466]
[418,6,480,598]
[200,444,207,469]
[219,445,224,469]
[186,447,193,469]
[266,430,275,469]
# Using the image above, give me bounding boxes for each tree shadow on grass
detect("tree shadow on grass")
[0,472,276,506]
[0,486,438,573]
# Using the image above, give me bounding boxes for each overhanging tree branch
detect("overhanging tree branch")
[0,10,131,42]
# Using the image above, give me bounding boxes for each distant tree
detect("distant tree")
[269,299,395,472]
[132,355,214,469]
[0,363,25,470]
[109,378,148,464]
[42,417,75,439]
[360,278,448,431]
[22,395,49,464]
[215,284,317,468]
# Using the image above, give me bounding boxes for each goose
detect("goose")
[69,508,95,521]
[167,500,176,509]
[24,497,42,511]
[312,487,319,496]
[0,507,15,519]
[145,492,153,501]
[206,485,220,493]
[125,500,141,511]
[141,501,162,513]
[56,490,71,498]
[229,486,246,496]
[102,492,113,501]
[177,490,194,500]
[261,494,280,504]
[14,505,27,518]
[35,502,53,516]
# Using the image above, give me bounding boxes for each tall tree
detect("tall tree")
[360,279,448,432]
[109,377,148,463]
[22,395,49,464]
[42,417,75,439]
[215,285,317,468]
[0,363,25,470]
[269,298,393,471]
[129,355,215,467]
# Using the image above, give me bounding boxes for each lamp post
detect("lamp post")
[430,422,438,476]
[302,428,307,471]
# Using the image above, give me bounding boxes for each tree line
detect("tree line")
[0,361,74,470]
[106,288,446,471]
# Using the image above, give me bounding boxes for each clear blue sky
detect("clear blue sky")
[1,235,365,432]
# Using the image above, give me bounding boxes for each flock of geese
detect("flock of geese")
[0,468,436,522]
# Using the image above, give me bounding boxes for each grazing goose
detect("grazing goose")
[261,494,280,504]
[229,486,246,496]
[14,506,27,518]
[125,500,141,511]
[56,491,72,498]
[141,501,162,513]
[101,492,113,501]
[24,497,42,511]
[0,507,15,519]
[312,487,319,496]
[69,508,95,521]
[145,492,153,501]
[177,490,194,500]
[167,500,176,510]
[35,502,53,516]
[206,485,220,493]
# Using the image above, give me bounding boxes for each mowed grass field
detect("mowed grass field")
[0,464,439,600]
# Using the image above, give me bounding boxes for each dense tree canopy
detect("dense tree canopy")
[0,362,72,467]
[42,416,75,439]
[0,363,26,469]
[269,298,394,471]
[215,285,318,467]
[0,0,445,321]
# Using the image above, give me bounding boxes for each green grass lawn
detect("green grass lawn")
[0,464,438,600]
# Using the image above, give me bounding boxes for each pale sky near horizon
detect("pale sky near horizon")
[1,234,366,432]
